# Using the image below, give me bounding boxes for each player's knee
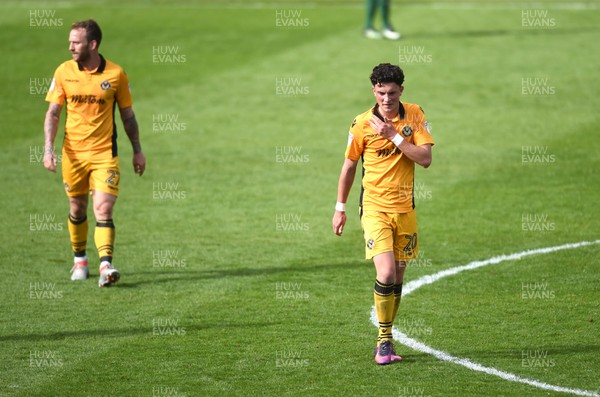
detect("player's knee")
[70,206,86,219]
[93,200,114,219]
[69,197,88,218]
[377,274,395,284]
[376,268,395,284]
[94,207,113,220]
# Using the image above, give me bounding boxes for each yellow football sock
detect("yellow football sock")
[95,219,115,264]
[374,279,395,343]
[68,214,88,256]
[392,283,403,323]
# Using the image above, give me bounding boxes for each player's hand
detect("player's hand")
[133,152,146,176]
[369,115,397,141]
[43,148,57,173]
[332,211,347,236]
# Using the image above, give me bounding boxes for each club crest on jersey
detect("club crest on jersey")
[100,80,111,90]
[367,239,375,250]
[401,125,413,137]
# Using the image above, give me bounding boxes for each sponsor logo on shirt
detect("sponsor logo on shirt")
[70,94,106,105]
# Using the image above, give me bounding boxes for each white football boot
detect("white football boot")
[98,261,120,287]
[71,256,89,281]
[364,28,383,39]
[382,28,401,40]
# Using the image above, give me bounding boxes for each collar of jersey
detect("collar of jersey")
[77,54,107,74]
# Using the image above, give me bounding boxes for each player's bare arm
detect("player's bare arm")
[119,106,146,176]
[43,102,62,172]
[369,115,432,168]
[398,142,432,168]
[332,158,358,236]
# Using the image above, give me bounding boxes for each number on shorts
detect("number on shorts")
[105,170,120,186]
[403,233,417,254]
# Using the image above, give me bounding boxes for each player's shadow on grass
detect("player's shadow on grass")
[0,320,279,343]
[117,261,361,288]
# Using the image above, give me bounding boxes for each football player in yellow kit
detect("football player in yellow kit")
[333,63,434,364]
[44,19,146,287]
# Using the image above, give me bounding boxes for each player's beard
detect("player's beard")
[73,46,91,64]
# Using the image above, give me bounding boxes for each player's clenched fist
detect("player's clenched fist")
[44,148,57,173]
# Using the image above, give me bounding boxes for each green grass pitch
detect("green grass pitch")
[1,0,599,396]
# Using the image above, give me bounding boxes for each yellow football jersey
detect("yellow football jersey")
[345,102,434,213]
[46,55,132,159]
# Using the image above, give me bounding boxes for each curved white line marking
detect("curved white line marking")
[370,240,600,397]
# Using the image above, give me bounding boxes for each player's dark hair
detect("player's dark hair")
[370,63,405,86]
[71,19,102,48]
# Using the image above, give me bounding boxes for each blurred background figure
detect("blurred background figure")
[364,0,401,40]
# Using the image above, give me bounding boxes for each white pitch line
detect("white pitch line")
[370,240,600,397]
